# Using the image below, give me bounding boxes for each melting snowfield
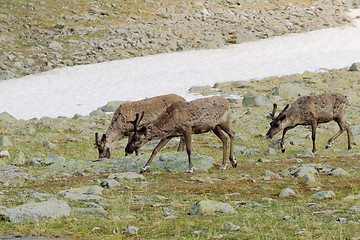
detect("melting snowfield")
[1,10,360,120]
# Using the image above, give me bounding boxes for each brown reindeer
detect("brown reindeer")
[266,92,352,153]
[125,96,237,173]
[95,94,186,159]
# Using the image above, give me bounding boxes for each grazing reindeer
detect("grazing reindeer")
[125,96,237,173]
[266,92,352,153]
[95,94,186,159]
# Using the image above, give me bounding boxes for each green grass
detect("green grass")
[1,68,360,239]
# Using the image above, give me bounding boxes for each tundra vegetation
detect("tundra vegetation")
[0,66,360,239]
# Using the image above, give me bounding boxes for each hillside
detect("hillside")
[0,0,358,80]
[0,65,360,239]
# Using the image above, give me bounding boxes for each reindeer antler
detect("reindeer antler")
[94,132,99,147]
[267,103,277,120]
[128,111,145,133]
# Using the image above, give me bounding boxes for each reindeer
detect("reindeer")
[266,92,352,153]
[95,94,186,159]
[125,96,237,173]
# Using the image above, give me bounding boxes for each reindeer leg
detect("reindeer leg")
[213,126,228,170]
[311,123,318,154]
[219,124,236,168]
[140,138,172,173]
[177,136,185,152]
[281,126,294,153]
[326,119,351,150]
[183,130,194,173]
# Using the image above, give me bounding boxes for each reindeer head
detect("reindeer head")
[95,132,111,159]
[125,112,148,155]
[266,103,289,139]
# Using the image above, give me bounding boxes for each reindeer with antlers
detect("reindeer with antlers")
[94,94,186,159]
[266,92,352,153]
[125,96,237,173]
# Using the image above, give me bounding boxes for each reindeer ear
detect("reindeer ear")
[138,125,147,135]
[279,114,286,121]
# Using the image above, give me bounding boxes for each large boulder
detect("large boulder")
[0,200,71,222]
[0,112,16,122]
[242,93,272,107]
[272,83,310,99]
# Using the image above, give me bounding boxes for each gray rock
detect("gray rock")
[280,164,317,178]
[312,190,335,199]
[0,165,28,186]
[302,173,317,185]
[89,108,105,117]
[0,200,71,223]
[0,136,13,148]
[265,147,277,156]
[58,185,104,200]
[188,200,237,215]
[279,188,296,197]
[300,149,315,158]
[9,151,25,166]
[108,172,145,180]
[100,179,120,188]
[349,62,360,71]
[242,93,271,107]
[0,112,16,122]
[330,168,349,176]
[99,101,124,112]
[122,226,139,235]
[272,83,310,99]
[0,150,10,159]
[48,41,63,50]
[42,141,56,149]
[224,222,241,231]
[75,202,107,214]
[283,215,292,220]
[334,217,347,223]
[23,58,35,67]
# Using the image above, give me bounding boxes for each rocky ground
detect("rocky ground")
[0,63,360,239]
[1,0,360,80]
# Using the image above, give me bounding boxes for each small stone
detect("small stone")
[265,147,277,156]
[42,141,56,149]
[0,150,10,159]
[224,222,241,231]
[100,179,120,188]
[23,58,35,67]
[9,151,25,166]
[279,188,296,197]
[302,173,317,185]
[89,108,105,117]
[0,136,13,148]
[283,215,292,220]
[350,62,360,71]
[330,168,349,176]
[122,226,139,235]
[312,190,335,200]
[335,217,347,223]
[301,149,315,158]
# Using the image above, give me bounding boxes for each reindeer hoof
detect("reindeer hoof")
[325,144,331,149]
[231,160,237,168]
[219,164,228,170]
[281,148,286,153]
[140,166,150,173]
[186,167,194,173]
